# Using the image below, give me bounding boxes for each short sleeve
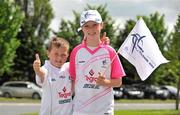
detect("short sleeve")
[69,44,83,80]
[107,46,126,79]
[69,48,77,80]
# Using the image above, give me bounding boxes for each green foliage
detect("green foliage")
[166,15,180,82]
[154,15,180,86]
[115,19,136,51]
[0,0,24,76]
[55,13,82,53]
[10,0,54,81]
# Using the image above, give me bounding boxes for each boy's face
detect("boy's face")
[47,46,69,68]
[82,21,103,39]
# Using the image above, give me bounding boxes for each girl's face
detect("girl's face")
[47,46,69,68]
[82,21,103,39]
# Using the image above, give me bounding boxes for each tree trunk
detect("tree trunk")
[176,76,180,110]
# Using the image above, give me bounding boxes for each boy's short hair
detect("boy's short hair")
[78,10,102,31]
[47,37,69,51]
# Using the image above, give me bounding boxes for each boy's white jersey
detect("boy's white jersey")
[36,61,73,115]
[70,43,125,115]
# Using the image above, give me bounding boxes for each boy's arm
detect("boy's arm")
[96,73,122,87]
[33,54,45,83]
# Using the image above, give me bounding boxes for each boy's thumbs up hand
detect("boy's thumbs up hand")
[33,53,41,72]
[35,53,40,61]
[101,32,110,45]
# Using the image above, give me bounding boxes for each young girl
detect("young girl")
[69,10,126,115]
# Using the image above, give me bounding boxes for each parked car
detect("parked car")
[113,87,123,100]
[0,81,42,99]
[122,85,144,99]
[133,84,169,100]
[0,90,2,97]
[160,85,180,99]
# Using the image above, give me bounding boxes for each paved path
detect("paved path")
[0,103,40,115]
[114,102,179,110]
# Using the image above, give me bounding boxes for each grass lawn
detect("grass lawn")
[115,99,176,103]
[0,97,175,103]
[115,110,180,115]
[22,110,180,115]
[0,97,40,103]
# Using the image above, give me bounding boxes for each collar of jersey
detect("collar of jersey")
[81,40,104,54]
[45,60,62,72]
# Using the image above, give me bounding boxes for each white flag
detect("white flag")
[118,18,169,81]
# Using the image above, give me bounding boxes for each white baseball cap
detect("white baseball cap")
[78,10,102,31]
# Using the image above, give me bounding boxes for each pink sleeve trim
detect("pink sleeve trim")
[106,46,126,79]
[69,44,82,80]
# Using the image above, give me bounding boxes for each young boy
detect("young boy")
[69,10,126,115]
[33,37,73,115]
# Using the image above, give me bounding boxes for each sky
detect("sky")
[49,0,180,32]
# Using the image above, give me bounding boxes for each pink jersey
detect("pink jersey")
[69,42,125,115]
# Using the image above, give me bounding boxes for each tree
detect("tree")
[166,15,180,110]
[116,12,168,84]
[10,0,53,82]
[0,0,24,77]
[55,4,119,54]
